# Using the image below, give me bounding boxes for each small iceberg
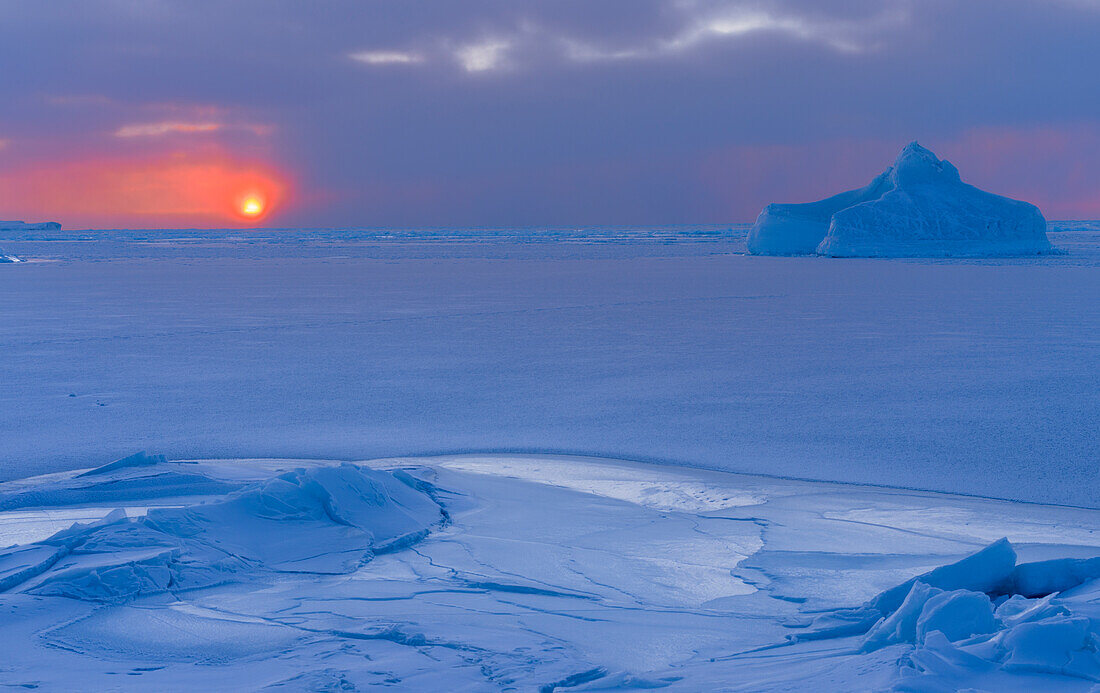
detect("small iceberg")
[747,142,1053,257]
[0,250,20,263]
[0,220,61,231]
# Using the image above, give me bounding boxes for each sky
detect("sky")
[1,0,1099,229]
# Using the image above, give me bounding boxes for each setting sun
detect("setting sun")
[239,195,264,218]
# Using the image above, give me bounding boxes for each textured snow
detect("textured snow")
[749,142,1053,257]
[76,451,172,476]
[0,461,443,603]
[0,454,1097,691]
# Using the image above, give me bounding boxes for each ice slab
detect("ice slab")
[867,537,1017,615]
[76,451,174,477]
[0,462,443,602]
[1010,556,1100,598]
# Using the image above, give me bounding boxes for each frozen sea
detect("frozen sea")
[2,223,1099,691]
[2,222,1097,505]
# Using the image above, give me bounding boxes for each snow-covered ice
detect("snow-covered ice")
[0,225,1096,506]
[0,224,1097,689]
[0,462,443,603]
[0,453,1098,690]
[748,142,1054,257]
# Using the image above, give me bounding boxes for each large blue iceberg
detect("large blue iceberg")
[747,142,1053,257]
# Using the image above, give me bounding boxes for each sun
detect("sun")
[239,195,264,218]
[232,184,280,223]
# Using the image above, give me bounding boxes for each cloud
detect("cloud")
[0,138,9,151]
[114,121,222,137]
[564,5,907,62]
[113,120,273,138]
[454,39,511,72]
[44,94,117,107]
[349,37,514,74]
[343,4,906,75]
[348,50,424,65]
[674,11,866,53]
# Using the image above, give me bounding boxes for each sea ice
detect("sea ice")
[997,617,1100,681]
[860,580,944,651]
[748,142,1053,257]
[798,536,1100,687]
[0,454,1098,690]
[76,451,173,476]
[45,605,305,665]
[914,589,997,643]
[1010,556,1100,598]
[995,593,1068,628]
[0,462,443,602]
[1,228,1096,507]
[867,537,1017,615]
[0,469,241,511]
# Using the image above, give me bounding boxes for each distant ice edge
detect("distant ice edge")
[748,142,1055,258]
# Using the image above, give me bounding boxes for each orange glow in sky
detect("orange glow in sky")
[0,153,289,228]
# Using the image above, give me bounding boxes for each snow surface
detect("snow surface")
[0,462,443,603]
[0,225,1095,505]
[76,450,173,476]
[748,142,1053,257]
[1,453,1098,690]
[0,224,1096,688]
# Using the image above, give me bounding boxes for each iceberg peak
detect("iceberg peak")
[746,142,1052,257]
[889,141,961,186]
